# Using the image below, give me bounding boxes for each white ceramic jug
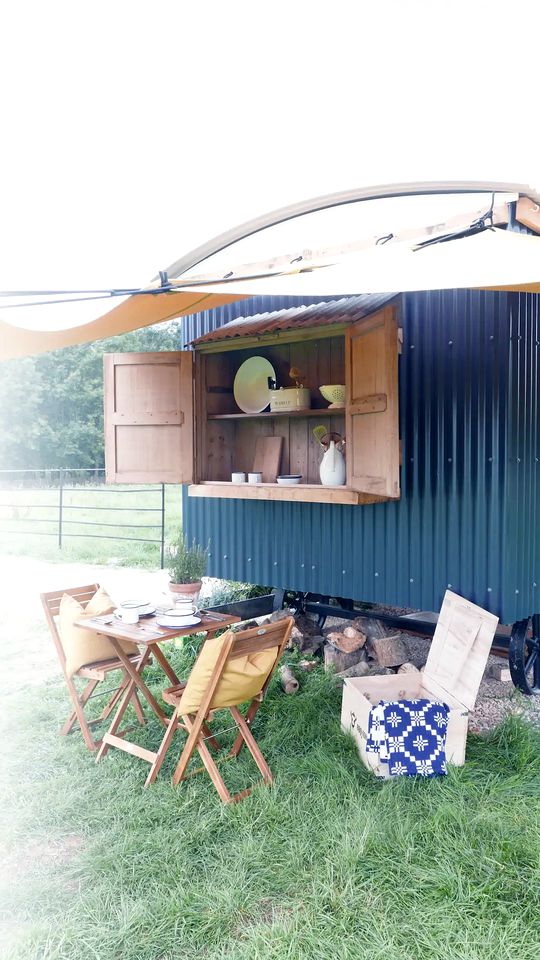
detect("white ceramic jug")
[319,440,346,486]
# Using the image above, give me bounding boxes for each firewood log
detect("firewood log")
[298,659,318,672]
[280,664,299,694]
[324,642,367,673]
[397,662,420,674]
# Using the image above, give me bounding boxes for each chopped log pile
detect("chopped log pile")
[263,608,427,683]
[322,616,417,678]
[261,606,508,695]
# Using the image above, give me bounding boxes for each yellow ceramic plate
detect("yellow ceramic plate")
[233,356,276,413]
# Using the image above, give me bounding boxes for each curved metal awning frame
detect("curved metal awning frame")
[3,180,540,361]
[162,180,540,280]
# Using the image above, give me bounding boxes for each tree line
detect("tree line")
[0,321,182,471]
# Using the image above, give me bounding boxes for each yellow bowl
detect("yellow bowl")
[319,384,345,408]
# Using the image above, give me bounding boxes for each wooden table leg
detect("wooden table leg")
[108,640,168,725]
[96,647,154,761]
[151,644,181,686]
[94,624,236,770]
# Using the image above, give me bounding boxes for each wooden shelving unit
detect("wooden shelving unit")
[189,307,399,503]
[188,481,383,505]
[102,304,400,505]
[207,408,344,420]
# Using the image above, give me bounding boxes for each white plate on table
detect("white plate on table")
[114,604,156,619]
[160,607,199,618]
[156,615,202,629]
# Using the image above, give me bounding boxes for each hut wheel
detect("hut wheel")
[508,615,540,695]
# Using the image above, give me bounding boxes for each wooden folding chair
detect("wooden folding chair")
[145,616,294,802]
[41,584,146,752]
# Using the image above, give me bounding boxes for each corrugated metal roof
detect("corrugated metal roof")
[190,294,394,345]
[181,294,337,346]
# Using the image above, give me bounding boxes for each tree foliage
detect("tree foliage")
[0,321,183,470]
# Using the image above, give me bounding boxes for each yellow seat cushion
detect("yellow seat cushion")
[179,632,278,714]
[59,587,139,677]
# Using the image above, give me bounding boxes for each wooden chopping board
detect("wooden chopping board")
[252,437,283,483]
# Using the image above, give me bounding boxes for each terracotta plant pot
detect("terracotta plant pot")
[169,580,202,601]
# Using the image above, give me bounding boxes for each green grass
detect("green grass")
[0,484,182,567]
[2,638,540,960]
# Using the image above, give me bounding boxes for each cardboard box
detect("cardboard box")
[341,590,499,778]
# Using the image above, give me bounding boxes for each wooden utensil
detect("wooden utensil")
[252,436,283,483]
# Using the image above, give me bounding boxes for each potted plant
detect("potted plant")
[166,532,209,600]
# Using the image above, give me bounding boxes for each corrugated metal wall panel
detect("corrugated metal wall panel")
[506,292,540,622]
[400,288,511,616]
[183,288,540,624]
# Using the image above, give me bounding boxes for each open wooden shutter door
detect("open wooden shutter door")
[345,306,400,499]
[104,352,193,484]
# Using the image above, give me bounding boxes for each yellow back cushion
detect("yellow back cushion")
[179,631,278,714]
[58,587,139,677]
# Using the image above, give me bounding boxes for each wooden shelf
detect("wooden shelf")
[188,482,384,505]
[207,408,345,420]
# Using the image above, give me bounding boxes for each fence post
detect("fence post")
[160,483,165,568]
[58,468,64,548]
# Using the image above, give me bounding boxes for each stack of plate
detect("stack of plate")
[114,601,156,619]
[156,608,202,628]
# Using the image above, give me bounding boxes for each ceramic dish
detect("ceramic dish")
[319,384,346,408]
[233,356,276,414]
[156,615,202,629]
[276,475,302,485]
[162,607,199,617]
[114,604,156,619]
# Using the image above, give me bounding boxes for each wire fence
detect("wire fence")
[0,468,168,567]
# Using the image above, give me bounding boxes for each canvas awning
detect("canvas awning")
[0,290,245,361]
[172,228,540,299]
[3,181,540,362]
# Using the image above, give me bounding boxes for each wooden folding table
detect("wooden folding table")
[74,611,240,766]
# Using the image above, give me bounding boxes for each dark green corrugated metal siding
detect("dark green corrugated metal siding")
[183,289,540,623]
[400,289,511,616]
[505,292,540,622]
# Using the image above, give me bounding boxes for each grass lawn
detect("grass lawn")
[2,636,540,960]
[0,484,182,568]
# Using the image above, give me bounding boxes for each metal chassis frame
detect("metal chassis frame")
[207,588,540,696]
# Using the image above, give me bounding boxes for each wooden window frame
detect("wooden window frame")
[103,306,401,505]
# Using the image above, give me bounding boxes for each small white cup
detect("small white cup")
[248,472,262,484]
[175,600,194,614]
[231,472,246,483]
[120,604,139,624]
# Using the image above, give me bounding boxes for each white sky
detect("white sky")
[1,1,540,330]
